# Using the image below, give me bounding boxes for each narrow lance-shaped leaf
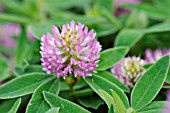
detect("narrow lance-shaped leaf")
[144,22,170,33]
[98,90,114,108]
[1,0,34,17]
[43,91,90,113]
[131,55,170,110]
[136,101,168,113]
[24,65,45,74]
[125,3,170,20]
[15,65,45,76]
[114,29,144,47]
[110,89,126,113]
[0,96,30,113]
[166,69,170,84]
[8,98,21,113]
[97,71,130,92]
[0,99,18,113]
[85,74,130,109]
[46,0,92,9]
[0,55,10,81]
[95,23,117,37]
[0,73,54,99]
[144,63,170,84]
[0,13,30,24]
[15,26,28,66]
[96,46,129,71]
[26,78,60,113]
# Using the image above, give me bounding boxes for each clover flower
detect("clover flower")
[0,23,20,48]
[145,49,170,64]
[40,20,102,78]
[111,56,144,88]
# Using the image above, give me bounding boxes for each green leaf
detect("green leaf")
[96,46,129,71]
[24,65,45,74]
[101,8,122,29]
[136,101,168,113]
[97,71,130,92]
[27,22,52,40]
[95,23,117,37]
[96,0,113,13]
[0,99,18,113]
[43,91,90,113]
[15,26,28,66]
[77,95,104,110]
[26,78,60,113]
[46,107,60,113]
[166,69,170,84]
[114,29,144,47]
[110,89,126,113]
[14,65,45,76]
[15,40,40,70]
[0,13,30,24]
[8,98,21,113]
[144,23,170,33]
[144,63,170,84]
[1,0,35,18]
[72,88,94,97]
[85,74,130,109]
[98,90,114,108]
[108,105,114,113]
[143,63,152,69]
[0,55,10,81]
[0,73,54,99]
[45,0,92,9]
[114,24,170,48]
[125,3,170,20]
[59,81,70,91]
[131,55,170,110]
[153,0,170,15]
[0,96,30,113]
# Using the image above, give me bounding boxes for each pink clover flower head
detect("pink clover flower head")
[40,20,102,79]
[0,23,21,48]
[111,56,144,88]
[145,49,170,64]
